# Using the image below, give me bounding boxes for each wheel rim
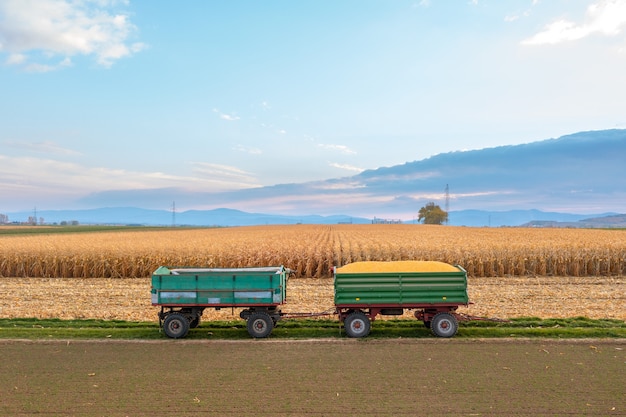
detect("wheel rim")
[351,319,365,334]
[169,320,181,333]
[436,319,454,335]
[253,319,266,332]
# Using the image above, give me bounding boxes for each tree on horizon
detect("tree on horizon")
[418,202,448,225]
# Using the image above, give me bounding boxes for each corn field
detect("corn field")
[1,224,625,278]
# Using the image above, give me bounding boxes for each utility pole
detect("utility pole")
[171,201,176,227]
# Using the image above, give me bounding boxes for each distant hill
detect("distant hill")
[521,214,626,228]
[75,129,626,218]
[5,207,623,227]
[328,129,626,217]
[448,209,620,227]
[6,129,625,225]
[5,207,371,226]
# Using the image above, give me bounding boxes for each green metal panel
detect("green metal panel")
[334,267,468,306]
[151,266,289,306]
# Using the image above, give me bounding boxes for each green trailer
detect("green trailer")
[151,265,290,338]
[334,261,469,338]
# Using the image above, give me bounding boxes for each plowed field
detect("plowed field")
[1,339,624,416]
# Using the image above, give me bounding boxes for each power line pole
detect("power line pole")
[171,201,176,227]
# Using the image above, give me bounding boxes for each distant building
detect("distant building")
[372,217,403,224]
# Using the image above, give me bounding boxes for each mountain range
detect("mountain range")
[4,207,622,228]
[5,129,625,227]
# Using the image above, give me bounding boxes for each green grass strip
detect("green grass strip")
[0,225,214,235]
[0,317,624,340]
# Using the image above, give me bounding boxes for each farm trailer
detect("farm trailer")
[334,261,470,338]
[151,265,290,338]
[151,261,471,339]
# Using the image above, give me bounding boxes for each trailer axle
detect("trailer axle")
[280,310,334,319]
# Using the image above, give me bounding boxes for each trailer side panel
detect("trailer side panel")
[151,266,288,307]
[334,268,468,307]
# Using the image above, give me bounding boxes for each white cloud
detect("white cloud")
[505,10,531,22]
[207,192,396,214]
[328,162,364,173]
[405,190,505,200]
[0,155,259,206]
[23,57,72,73]
[0,0,145,70]
[3,140,82,156]
[312,181,367,190]
[318,144,357,154]
[5,53,26,65]
[522,0,626,45]
[504,0,539,23]
[191,162,259,185]
[233,144,262,155]
[213,108,240,121]
[363,171,440,182]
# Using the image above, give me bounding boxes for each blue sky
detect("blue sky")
[1,0,626,213]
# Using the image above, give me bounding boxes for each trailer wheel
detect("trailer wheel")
[247,312,274,338]
[344,312,371,338]
[431,312,458,338]
[163,313,190,339]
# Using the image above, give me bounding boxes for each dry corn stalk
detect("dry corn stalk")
[0,225,625,278]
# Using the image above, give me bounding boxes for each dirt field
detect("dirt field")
[0,275,624,321]
[0,338,624,416]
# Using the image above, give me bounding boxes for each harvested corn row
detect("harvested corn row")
[0,276,624,321]
[336,260,460,273]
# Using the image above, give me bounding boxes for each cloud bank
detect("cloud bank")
[522,0,626,45]
[0,0,145,71]
[0,153,260,209]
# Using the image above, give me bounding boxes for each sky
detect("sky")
[1,0,626,213]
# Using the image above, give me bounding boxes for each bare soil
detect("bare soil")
[0,276,624,321]
[0,339,624,416]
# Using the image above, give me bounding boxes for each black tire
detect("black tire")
[344,311,371,338]
[247,312,274,338]
[430,312,458,338]
[189,316,201,329]
[163,313,190,339]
